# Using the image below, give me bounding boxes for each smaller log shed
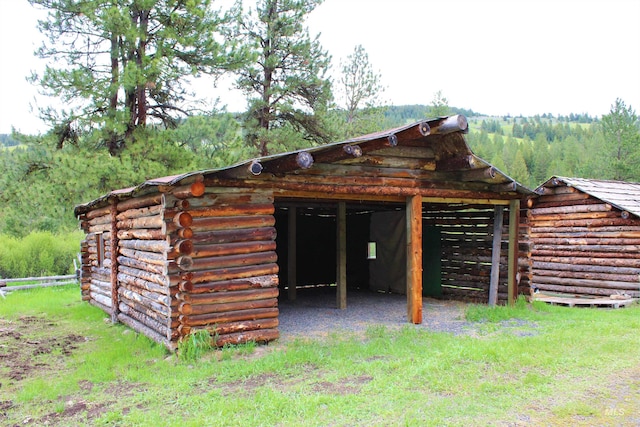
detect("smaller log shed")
[528,176,640,298]
[74,115,533,350]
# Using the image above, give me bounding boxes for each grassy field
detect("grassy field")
[1,285,639,426]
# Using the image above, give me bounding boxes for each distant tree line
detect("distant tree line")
[467,98,639,188]
[0,134,20,147]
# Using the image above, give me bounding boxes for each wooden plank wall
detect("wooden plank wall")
[171,187,280,347]
[518,206,531,297]
[423,205,503,302]
[528,189,640,298]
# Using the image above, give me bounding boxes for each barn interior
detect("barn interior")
[273,197,521,313]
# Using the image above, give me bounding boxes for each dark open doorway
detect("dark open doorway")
[273,201,442,310]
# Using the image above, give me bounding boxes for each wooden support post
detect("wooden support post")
[109,197,120,323]
[406,195,422,324]
[488,206,504,306]
[287,207,297,301]
[336,202,347,309]
[508,199,520,305]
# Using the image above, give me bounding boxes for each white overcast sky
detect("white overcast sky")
[0,0,639,134]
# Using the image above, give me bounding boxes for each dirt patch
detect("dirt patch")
[0,317,87,388]
[218,371,306,396]
[217,366,373,398]
[311,375,374,395]
[35,399,111,426]
[0,400,14,421]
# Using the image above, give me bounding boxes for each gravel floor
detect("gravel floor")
[277,287,477,342]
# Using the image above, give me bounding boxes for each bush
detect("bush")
[0,230,83,278]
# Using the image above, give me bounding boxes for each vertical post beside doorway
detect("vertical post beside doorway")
[488,206,504,306]
[337,202,347,309]
[287,206,297,301]
[508,199,520,305]
[406,195,423,324]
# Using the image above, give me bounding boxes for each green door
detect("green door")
[422,225,442,297]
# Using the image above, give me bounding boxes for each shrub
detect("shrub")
[0,230,83,278]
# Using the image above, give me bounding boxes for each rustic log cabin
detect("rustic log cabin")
[528,176,640,300]
[74,115,532,350]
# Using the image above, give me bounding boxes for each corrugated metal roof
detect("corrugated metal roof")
[542,176,640,218]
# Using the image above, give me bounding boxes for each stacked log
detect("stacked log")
[78,205,115,312]
[528,187,640,298]
[167,186,280,347]
[518,206,532,297]
[112,192,177,347]
[423,204,523,303]
[77,180,279,350]
[423,205,508,302]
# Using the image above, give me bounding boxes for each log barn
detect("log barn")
[74,115,532,350]
[528,176,640,299]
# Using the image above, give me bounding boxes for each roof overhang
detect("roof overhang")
[74,115,534,216]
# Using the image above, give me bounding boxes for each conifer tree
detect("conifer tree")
[601,98,640,180]
[428,90,451,117]
[29,0,239,155]
[337,44,385,138]
[226,0,332,156]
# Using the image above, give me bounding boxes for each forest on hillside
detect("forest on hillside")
[1,0,638,243]
[2,100,639,240]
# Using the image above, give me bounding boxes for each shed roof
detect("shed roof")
[75,115,533,215]
[539,176,640,218]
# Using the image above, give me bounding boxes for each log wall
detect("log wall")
[528,188,640,298]
[168,186,280,347]
[79,205,115,313]
[423,203,528,303]
[79,183,280,350]
[115,193,174,347]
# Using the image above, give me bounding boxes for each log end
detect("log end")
[296,152,314,169]
[190,181,206,197]
[176,256,194,271]
[177,227,194,239]
[178,280,194,293]
[418,121,431,136]
[174,211,193,228]
[176,239,194,255]
[178,302,193,315]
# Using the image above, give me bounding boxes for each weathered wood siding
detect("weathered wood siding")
[80,193,175,347]
[528,188,640,298]
[115,193,173,346]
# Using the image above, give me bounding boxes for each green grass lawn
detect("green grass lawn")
[1,285,639,426]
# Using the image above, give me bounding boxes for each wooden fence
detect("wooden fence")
[0,274,78,295]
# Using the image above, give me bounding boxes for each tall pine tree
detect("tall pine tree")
[29,0,239,155]
[337,44,385,138]
[226,0,332,156]
[601,98,640,180]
